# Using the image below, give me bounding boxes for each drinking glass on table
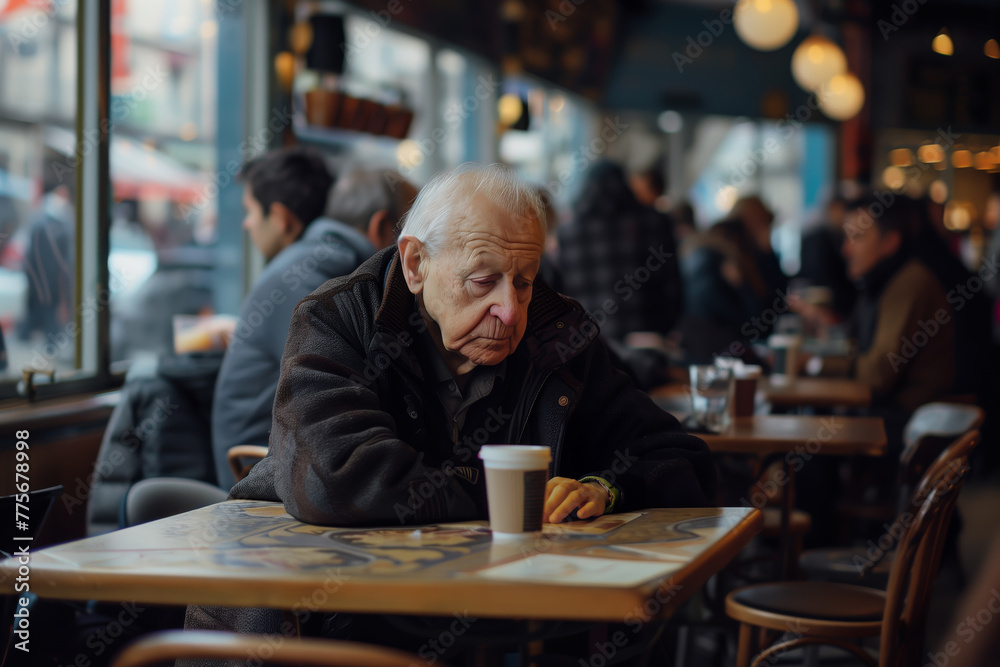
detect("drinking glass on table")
[688,365,731,433]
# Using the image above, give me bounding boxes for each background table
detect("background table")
[1,502,761,623]
[649,376,873,412]
[701,415,886,458]
[762,376,872,410]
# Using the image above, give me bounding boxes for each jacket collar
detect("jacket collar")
[300,217,377,257]
[372,248,597,371]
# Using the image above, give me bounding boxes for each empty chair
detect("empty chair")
[800,402,984,584]
[110,630,434,667]
[123,478,229,527]
[725,430,977,667]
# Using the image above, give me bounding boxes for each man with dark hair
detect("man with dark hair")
[802,193,953,414]
[794,193,956,548]
[212,147,384,489]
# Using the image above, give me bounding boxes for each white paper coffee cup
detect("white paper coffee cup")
[479,445,551,540]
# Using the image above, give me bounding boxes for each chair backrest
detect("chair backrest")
[227,444,269,484]
[899,403,985,484]
[879,430,977,667]
[110,630,435,667]
[123,478,228,528]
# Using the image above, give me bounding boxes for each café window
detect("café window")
[498,76,597,207]
[688,118,836,275]
[0,0,78,382]
[0,0,250,397]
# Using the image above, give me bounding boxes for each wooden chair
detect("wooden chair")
[725,430,977,667]
[110,630,435,667]
[227,444,269,483]
[801,403,984,583]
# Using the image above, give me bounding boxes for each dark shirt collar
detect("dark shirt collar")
[855,248,910,296]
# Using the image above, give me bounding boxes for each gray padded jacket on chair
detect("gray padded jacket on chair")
[85,352,222,535]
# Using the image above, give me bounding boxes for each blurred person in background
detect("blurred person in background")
[628,164,668,212]
[557,161,683,388]
[325,167,418,251]
[797,195,856,321]
[110,198,216,363]
[0,194,17,265]
[800,194,954,417]
[17,179,74,346]
[213,157,417,489]
[675,219,761,364]
[0,323,6,373]
[909,196,992,404]
[794,193,956,546]
[669,200,697,246]
[558,161,683,343]
[725,195,788,314]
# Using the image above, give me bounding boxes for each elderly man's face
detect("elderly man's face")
[405,195,544,376]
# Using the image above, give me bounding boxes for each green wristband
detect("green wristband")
[578,475,621,514]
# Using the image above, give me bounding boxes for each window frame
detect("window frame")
[0,0,258,404]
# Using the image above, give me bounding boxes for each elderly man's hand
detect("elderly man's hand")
[543,477,607,523]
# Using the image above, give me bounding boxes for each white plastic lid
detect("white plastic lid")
[479,445,552,470]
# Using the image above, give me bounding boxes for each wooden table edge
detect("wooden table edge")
[2,509,763,622]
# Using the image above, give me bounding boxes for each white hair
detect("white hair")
[396,162,545,256]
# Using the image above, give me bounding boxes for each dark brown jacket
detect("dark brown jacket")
[823,258,954,413]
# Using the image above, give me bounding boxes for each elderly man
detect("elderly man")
[231,162,715,525]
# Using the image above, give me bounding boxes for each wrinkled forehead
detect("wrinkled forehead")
[444,194,545,255]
